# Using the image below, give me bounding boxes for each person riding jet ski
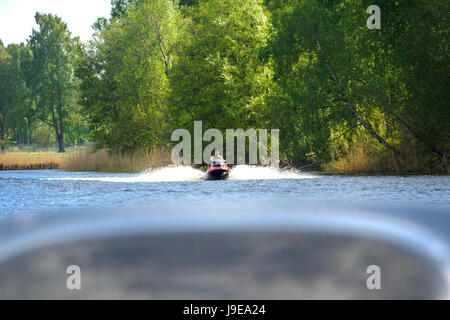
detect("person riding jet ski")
[206,151,230,180]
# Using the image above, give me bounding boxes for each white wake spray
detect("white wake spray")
[47,166,205,182]
[47,165,316,183]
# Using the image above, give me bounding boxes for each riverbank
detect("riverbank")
[1,147,447,174]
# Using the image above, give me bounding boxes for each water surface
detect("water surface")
[1,166,448,216]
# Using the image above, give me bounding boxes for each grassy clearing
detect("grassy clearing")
[62,148,172,172]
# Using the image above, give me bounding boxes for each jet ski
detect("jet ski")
[206,161,231,180]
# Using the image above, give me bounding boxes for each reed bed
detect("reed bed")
[62,148,172,172]
[2,145,445,174]
[324,146,386,174]
[323,144,448,174]
[0,152,62,170]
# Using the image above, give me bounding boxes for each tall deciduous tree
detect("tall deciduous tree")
[77,0,180,152]
[28,13,78,152]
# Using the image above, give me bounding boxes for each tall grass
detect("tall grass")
[324,144,449,174]
[324,146,390,174]
[62,148,172,172]
[0,151,62,170]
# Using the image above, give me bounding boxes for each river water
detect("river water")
[0,166,449,216]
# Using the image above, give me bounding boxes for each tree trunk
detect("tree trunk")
[57,115,65,153]
[50,104,64,153]
[155,28,169,76]
[56,86,65,153]
[57,133,64,153]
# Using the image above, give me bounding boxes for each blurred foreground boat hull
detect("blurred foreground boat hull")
[0,204,448,299]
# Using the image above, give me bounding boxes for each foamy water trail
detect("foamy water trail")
[229,165,317,180]
[46,165,317,183]
[47,166,205,182]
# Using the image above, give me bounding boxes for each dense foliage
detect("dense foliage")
[0,0,448,172]
[261,0,449,170]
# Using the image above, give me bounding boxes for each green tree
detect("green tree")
[0,41,35,149]
[263,0,404,161]
[28,13,79,152]
[0,40,11,149]
[372,0,449,163]
[263,0,448,170]
[169,0,271,132]
[77,0,180,152]
[111,0,144,19]
[6,43,34,146]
